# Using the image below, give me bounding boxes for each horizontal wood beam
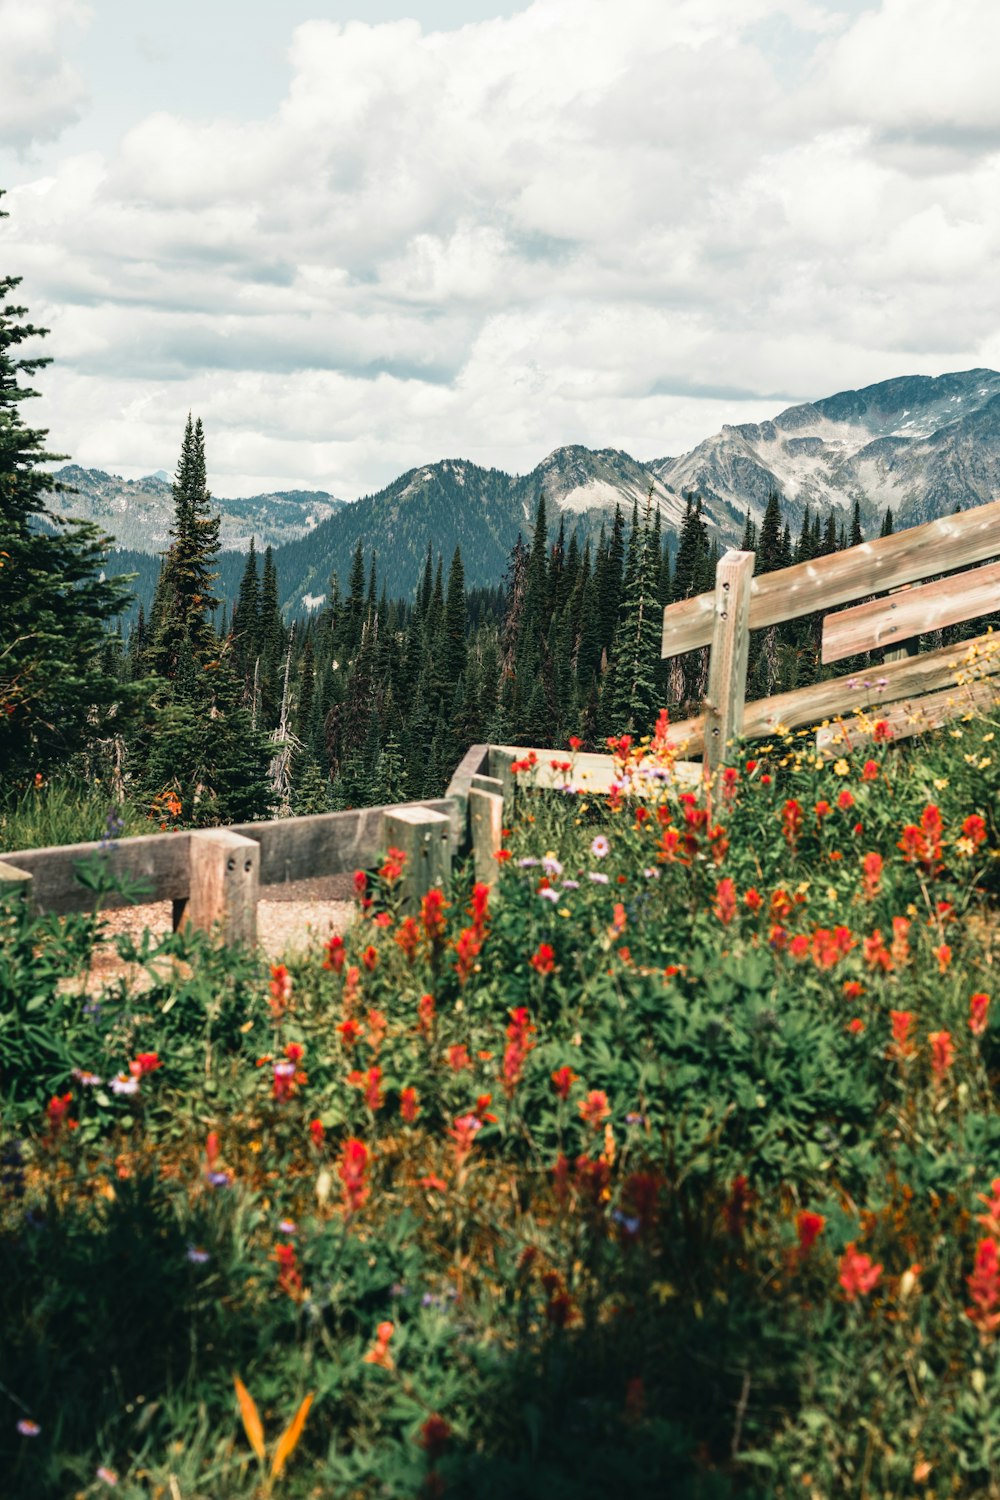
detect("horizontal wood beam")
[822,560,1000,663]
[229,799,455,885]
[816,678,1000,755]
[663,496,1000,659]
[0,832,192,915]
[491,745,702,794]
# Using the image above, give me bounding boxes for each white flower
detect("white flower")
[109,1074,139,1096]
[591,835,610,858]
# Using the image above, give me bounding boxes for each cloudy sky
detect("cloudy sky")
[3,0,999,498]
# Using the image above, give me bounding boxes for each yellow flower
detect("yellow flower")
[833,759,850,776]
[933,778,949,790]
[980,758,992,770]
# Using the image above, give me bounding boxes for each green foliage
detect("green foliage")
[0,193,148,783]
[3,716,1000,1495]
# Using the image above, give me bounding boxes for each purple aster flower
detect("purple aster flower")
[17,1419,40,1437]
[590,835,610,858]
[186,1246,210,1264]
[589,871,610,884]
[539,888,560,903]
[206,1171,231,1189]
[278,1219,297,1235]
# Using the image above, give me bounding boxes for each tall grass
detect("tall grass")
[0,780,151,854]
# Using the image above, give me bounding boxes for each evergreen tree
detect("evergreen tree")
[880,506,894,539]
[148,416,219,678]
[442,546,468,687]
[756,492,785,575]
[0,213,146,780]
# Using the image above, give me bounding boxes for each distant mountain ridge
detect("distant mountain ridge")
[52,465,345,552]
[85,367,1000,613]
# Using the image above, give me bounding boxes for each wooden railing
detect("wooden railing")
[659,496,1000,771]
[3,500,999,945]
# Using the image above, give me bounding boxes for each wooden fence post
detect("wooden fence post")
[469,787,504,885]
[488,748,516,803]
[704,549,755,776]
[0,860,33,907]
[381,806,451,912]
[181,829,260,947]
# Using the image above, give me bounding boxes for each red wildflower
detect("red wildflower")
[400,1086,420,1124]
[362,944,378,972]
[932,943,952,974]
[275,1242,303,1299]
[782,799,803,847]
[44,1092,77,1137]
[970,992,991,1037]
[469,881,490,932]
[796,1210,826,1256]
[421,888,448,944]
[395,915,421,964]
[928,1029,955,1081]
[269,963,292,1017]
[449,1113,482,1166]
[366,1009,387,1053]
[744,887,762,912]
[530,943,556,975]
[861,851,883,900]
[843,980,864,1000]
[721,766,739,800]
[421,1174,448,1193]
[967,1238,1000,1338]
[364,1066,384,1111]
[889,1010,916,1059]
[976,1178,1000,1237]
[578,1089,611,1129]
[284,1042,304,1065]
[473,1093,498,1123]
[323,934,346,973]
[453,925,482,983]
[337,1017,362,1048]
[863,930,893,971]
[379,846,407,883]
[419,1416,452,1461]
[815,800,831,820]
[354,869,372,913]
[839,1243,882,1300]
[130,1052,161,1077]
[861,759,878,781]
[206,1130,220,1167]
[890,916,910,966]
[551,1065,578,1100]
[962,813,987,848]
[447,1043,471,1071]
[847,1018,865,1034]
[713,877,737,926]
[837,789,855,810]
[309,1119,325,1149]
[417,992,435,1038]
[873,719,893,742]
[337,1137,369,1213]
[343,965,362,1012]
[725,1174,753,1238]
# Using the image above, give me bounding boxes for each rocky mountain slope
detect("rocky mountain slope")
[86,367,1000,613]
[51,466,345,551]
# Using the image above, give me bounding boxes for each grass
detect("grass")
[2,706,1000,1497]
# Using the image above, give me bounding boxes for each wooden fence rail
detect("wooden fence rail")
[661,496,1000,771]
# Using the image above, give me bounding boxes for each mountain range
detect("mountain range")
[60,366,1000,612]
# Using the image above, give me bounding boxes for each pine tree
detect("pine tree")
[756,492,785,575]
[0,210,146,780]
[233,536,261,684]
[442,546,468,688]
[148,416,220,678]
[850,499,863,549]
[880,506,894,538]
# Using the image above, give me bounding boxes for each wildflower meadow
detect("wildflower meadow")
[3,711,1000,1497]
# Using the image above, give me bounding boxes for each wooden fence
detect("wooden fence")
[659,495,1000,772]
[3,497,998,945]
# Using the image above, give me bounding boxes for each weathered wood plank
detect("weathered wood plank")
[381,805,452,911]
[659,629,1000,756]
[469,788,504,886]
[0,859,32,904]
[816,678,1000,754]
[705,550,754,774]
[488,747,517,803]
[182,829,260,948]
[662,497,1000,658]
[0,832,191,915]
[470,773,505,797]
[822,560,1000,663]
[230,800,455,885]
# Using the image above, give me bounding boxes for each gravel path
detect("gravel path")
[76,876,357,994]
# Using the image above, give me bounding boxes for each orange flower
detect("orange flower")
[363,1320,395,1368]
[394,916,421,964]
[863,930,893,971]
[366,1009,387,1053]
[843,980,864,1000]
[962,813,987,848]
[861,759,878,781]
[932,943,952,974]
[847,1018,865,1034]
[861,851,883,900]
[400,1086,419,1124]
[446,1043,471,1072]
[275,1242,303,1299]
[417,992,435,1038]
[269,963,292,1017]
[421,888,448,943]
[308,1119,325,1149]
[928,1029,955,1081]
[970,992,991,1037]
[578,1090,611,1129]
[890,1010,916,1059]
[966,1239,1000,1338]
[744,887,762,912]
[362,944,378,972]
[337,1017,362,1048]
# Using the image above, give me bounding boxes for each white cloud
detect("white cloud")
[5,0,1000,499]
[0,0,90,149]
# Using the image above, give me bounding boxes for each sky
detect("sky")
[2,0,1000,499]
